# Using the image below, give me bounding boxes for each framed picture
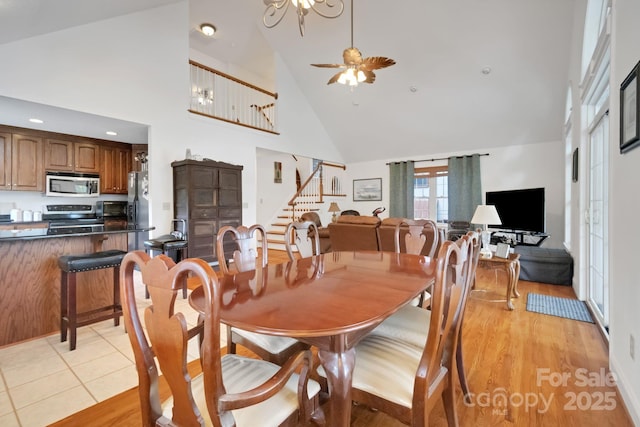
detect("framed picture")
[274,161,282,183]
[353,178,382,201]
[572,147,579,183]
[620,61,640,153]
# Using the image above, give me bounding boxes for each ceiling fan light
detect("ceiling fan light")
[337,72,348,85]
[356,70,366,82]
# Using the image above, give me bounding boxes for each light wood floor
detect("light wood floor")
[51,250,634,426]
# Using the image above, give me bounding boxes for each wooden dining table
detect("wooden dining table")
[189,250,436,427]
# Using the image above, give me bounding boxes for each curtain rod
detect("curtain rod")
[385,153,489,165]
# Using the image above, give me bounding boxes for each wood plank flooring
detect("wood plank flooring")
[50,250,634,426]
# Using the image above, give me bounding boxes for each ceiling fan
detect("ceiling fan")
[311,0,395,86]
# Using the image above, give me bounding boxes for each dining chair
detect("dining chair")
[318,240,468,426]
[394,218,441,258]
[217,224,309,365]
[120,251,324,426]
[393,218,440,307]
[366,233,478,406]
[284,220,321,260]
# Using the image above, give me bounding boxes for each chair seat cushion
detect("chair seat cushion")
[370,304,430,349]
[164,354,321,426]
[58,250,127,272]
[317,334,422,408]
[233,328,301,354]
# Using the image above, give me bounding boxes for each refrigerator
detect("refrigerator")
[127,171,150,251]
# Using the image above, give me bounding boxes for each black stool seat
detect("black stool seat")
[58,250,127,272]
[144,235,188,299]
[59,250,127,351]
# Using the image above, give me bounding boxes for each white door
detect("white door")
[586,111,609,328]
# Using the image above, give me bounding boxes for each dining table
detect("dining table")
[189,250,436,427]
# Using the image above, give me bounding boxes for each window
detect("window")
[414,166,448,222]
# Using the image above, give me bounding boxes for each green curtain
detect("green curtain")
[448,154,482,222]
[389,161,415,218]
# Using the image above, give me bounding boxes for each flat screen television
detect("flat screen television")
[485,187,545,233]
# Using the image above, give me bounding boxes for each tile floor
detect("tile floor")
[0,272,216,427]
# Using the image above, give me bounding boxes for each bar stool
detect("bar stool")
[143,219,188,298]
[58,250,127,351]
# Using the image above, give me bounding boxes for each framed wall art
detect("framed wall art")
[572,147,579,182]
[620,61,640,153]
[274,161,282,183]
[353,178,382,201]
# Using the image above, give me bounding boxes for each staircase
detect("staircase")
[264,161,346,251]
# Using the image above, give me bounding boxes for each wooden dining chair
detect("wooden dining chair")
[394,218,441,258]
[393,218,440,307]
[319,240,468,426]
[217,225,309,365]
[362,234,477,411]
[120,251,324,426]
[284,220,321,261]
[456,230,481,401]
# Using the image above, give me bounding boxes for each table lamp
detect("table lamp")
[471,204,502,259]
[328,202,341,223]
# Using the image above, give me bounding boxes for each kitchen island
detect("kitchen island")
[0,223,153,347]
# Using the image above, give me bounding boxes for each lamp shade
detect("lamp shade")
[471,205,502,226]
[328,202,341,213]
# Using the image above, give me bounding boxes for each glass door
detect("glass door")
[586,111,609,328]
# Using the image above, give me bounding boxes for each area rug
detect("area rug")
[526,293,594,323]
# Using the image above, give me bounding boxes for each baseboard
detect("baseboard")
[610,353,640,426]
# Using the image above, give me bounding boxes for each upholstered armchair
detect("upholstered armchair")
[299,212,331,253]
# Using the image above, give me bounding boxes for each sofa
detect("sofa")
[299,211,331,253]
[328,215,381,251]
[377,218,445,257]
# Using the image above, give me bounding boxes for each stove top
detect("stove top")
[43,204,101,225]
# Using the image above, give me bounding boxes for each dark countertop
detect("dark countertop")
[0,223,154,241]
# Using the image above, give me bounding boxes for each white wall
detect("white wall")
[608,0,640,423]
[0,2,343,237]
[347,141,566,248]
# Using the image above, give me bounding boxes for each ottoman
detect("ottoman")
[514,246,574,285]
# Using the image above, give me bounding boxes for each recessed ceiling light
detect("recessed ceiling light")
[409,85,418,93]
[29,118,44,124]
[106,131,118,136]
[200,23,216,37]
[481,66,492,75]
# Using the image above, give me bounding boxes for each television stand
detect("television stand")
[490,230,549,247]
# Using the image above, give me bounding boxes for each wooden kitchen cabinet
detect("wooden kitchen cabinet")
[172,159,243,263]
[0,132,44,192]
[100,143,131,194]
[44,139,100,173]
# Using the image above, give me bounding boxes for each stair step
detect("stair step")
[271,222,289,227]
[267,230,285,236]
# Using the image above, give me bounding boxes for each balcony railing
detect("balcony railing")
[189,60,279,134]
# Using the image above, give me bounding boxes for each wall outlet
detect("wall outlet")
[631,334,635,361]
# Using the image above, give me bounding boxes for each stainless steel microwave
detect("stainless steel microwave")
[45,172,100,197]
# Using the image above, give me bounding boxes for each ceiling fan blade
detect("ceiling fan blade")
[360,56,396,70]
[311,63,347,69]
[327,71,344,85]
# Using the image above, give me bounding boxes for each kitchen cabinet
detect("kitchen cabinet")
[44,139,100,173]
[172,159,243,263]
[100,143,131,194]
[0,132,44,192]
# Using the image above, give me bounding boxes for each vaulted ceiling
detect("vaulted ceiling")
[0,0,576,163]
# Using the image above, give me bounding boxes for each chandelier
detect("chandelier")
[263,0,344,37]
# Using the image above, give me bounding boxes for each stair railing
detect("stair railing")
[288,161,346,220]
